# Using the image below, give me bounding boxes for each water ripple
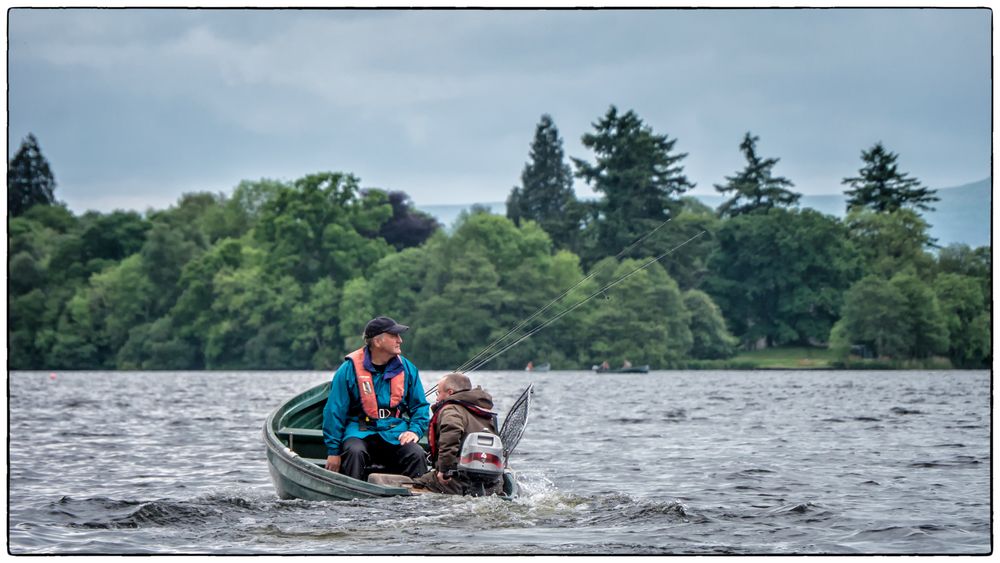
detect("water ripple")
[7,370,991,555]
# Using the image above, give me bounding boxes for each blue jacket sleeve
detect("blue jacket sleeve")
[404,359,431,438]
[322,361,354,456]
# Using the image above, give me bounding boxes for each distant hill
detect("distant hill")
[417,178,991,249]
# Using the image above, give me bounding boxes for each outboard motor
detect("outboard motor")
[454,432,504,497]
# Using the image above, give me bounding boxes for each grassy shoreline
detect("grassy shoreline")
[678,346,956,370]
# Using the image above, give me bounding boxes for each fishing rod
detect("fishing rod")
[462,230,707,373]
[425,218,675,398]
[452,218,674,375]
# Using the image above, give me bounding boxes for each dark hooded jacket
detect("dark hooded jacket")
[412,386,500,494]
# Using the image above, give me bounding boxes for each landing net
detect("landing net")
[499,383,533,466]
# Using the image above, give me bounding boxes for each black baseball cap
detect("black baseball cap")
[364,316,409,339]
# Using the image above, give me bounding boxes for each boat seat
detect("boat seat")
[277,427,325,456]
[299,457,388,477]
[277,427,324,438]
[278,428,390,475]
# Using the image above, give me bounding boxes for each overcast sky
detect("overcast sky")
[7,8,992,214]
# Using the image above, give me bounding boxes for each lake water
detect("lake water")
[7,369,991,554]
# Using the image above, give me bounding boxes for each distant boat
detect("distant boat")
[592,364,650,374]
[526,362,550,372]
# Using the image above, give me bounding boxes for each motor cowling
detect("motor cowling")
[454,432,504,495]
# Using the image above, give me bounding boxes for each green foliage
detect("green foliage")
[937,244,991,279]
[78,210,151,264]
[9,250,45,296]
[170,238,249,345]
[9,289,48,368]
[705,208,861,348]
[652,200,721,290]
[839,276,909,358]
[683,289,738,359]
[146,191,245,246]
[214,271,303,370]
[845,208,935,279]
[140,222,204,315]
[584,259,692,367]
[117,317,199,370]
[412,251,506,370]
[89,255,157,359]
[21,203,77,233]
[338,277,374,353]
[507,114,583,251]
[253,172,392,285]
[889,273,950,358]
[368,246,433,321]
[715,132,801,218]
[375,191,440,250]
[6,170,443,371]
[8,133,56,217]
[840,273,949,359]
[291,278,344,369]
[937,244,991,309]
[8,118,975,370]
[933,273,991,367]
[226,178,286,234]
[572,105,694,265]
[842,142,938,214]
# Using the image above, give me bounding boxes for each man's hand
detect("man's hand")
[436,471,452,485]
[325,455,341,472]
[398,431,419,445]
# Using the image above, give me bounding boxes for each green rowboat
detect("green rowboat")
[263,381,521,501]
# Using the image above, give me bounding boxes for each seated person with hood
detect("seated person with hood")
[410,372,503,495]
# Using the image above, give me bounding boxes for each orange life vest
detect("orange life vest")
[345,347,406,420]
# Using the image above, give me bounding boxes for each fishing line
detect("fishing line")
[451,217,674,375]
[426,218,675,398]
[463,230,707,373]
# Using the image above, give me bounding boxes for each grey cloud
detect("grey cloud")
[7,8,990,212]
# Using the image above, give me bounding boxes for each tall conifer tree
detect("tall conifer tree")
[8,133,56,217]
[572,106,694,261]
[507,114,581,250]
[715,132,800,217]
[842,142,938,213]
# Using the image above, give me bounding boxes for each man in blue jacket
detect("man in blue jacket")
[323,316,431,481]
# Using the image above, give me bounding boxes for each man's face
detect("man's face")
[373,331,403,356]
[435,381,452,401]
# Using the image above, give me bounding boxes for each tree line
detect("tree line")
[7,108,992,371]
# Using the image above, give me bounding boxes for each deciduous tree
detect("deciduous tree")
[838,275,909,358]
[683,289,738,359]
[845,208,935,279]
[934,273,991,367]
[705,208,861,348]
[375,190,440,251]
[583,258,692,367]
